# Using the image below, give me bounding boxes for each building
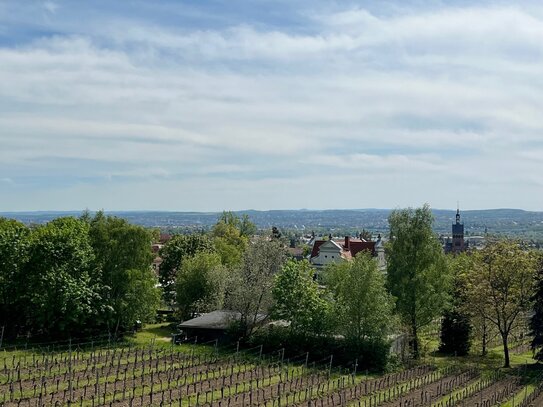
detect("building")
[309,235,386,271]
[177,310,267,342]
[445,208,468,253]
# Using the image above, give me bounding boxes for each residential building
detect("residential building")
[309,235,386,271]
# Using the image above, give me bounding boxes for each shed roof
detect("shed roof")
[179,310,267,330]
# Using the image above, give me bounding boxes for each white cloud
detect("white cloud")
[0,2,543,210]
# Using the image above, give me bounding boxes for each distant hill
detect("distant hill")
[2,208,543,239]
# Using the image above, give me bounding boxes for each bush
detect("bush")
[249,326,390,371]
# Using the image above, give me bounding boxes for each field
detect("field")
[0,325,541,407]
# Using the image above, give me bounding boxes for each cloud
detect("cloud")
[43,1,58,14]
[0,1,542,210]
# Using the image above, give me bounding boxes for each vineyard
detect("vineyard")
[0,333,541,407]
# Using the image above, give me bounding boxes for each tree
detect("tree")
[272,260,329,336]
[239,214,257,237]
[386,205,450,359]
[439,310,472,356]
[211,212,253,267]
[0,218,30,334]
[87,212,157,335]
[465,241,538,368]
[531,260,543,362]
[158,234,213,304]
[439,253,472,356]
[271,226,282,240]
[226,238,287,336]
[21,217,103,337]
[175,252,226,320]
[121,268,161,328]
[326,251,395,346]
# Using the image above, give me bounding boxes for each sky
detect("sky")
[1,0,543,212]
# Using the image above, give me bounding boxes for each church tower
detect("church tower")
[451,207,465,253]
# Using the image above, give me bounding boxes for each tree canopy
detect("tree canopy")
[326,251,395,346]
[159,233,213,304]
[386,204,450,358]
[464,241,538,367]
[175,252,226,320]
[272,260,329,336]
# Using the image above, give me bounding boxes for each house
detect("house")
[309,235,386,271]
[177,310,267,342]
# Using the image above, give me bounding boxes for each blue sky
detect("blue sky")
[1,0,543,211]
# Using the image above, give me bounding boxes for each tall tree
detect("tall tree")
[158,234,213,304]
[175,252,226,320]
[529,259,543,362]
[386,205,450,359]
[465,241,537,368]
[327,251,396,346]
[439,253,472,356]
[87,212,158,335]
[226,238,287,336]
[272,260,329,336]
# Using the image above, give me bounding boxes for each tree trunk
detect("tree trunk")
[502,332,510,368]
[412,323,419,359]
[481,320,487,356]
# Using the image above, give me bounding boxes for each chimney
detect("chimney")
[344,236,350,249]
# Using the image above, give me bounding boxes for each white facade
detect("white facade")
[310,240,347,267]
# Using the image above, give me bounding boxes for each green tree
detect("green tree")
[326,251,395,345]
[227,238,287,336]
[175,252,226,320]
[465,241,538,368]
[122,268,161,328]
[531,260,543,362]
[0,218,30,334]
[22,217,103,337]
[439,310,472,356]
[87,212,157,335]
[211,212,253,267]
[239,214,257,237]
[439,253,472,356]
[272,260,329,336]
[386,205,450,359]
[158,234,213,304]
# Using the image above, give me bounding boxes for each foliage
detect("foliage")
[272,260,330,336]
[439,310,472,356]
[439,253,472,356]
[158,233,213,304]
[386,204,450,359]
[464,241,538,367]
[226,238,286,336]
[326,251,396,345]
[0,214,163,340]
[175,252,226,320]
[530,259,543,362]
[121,268,161,328]
[0,218,30,332]
[87,212,157,334]
[250,325,390,371]
[21,217,103,336]
[211,212,254,266]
